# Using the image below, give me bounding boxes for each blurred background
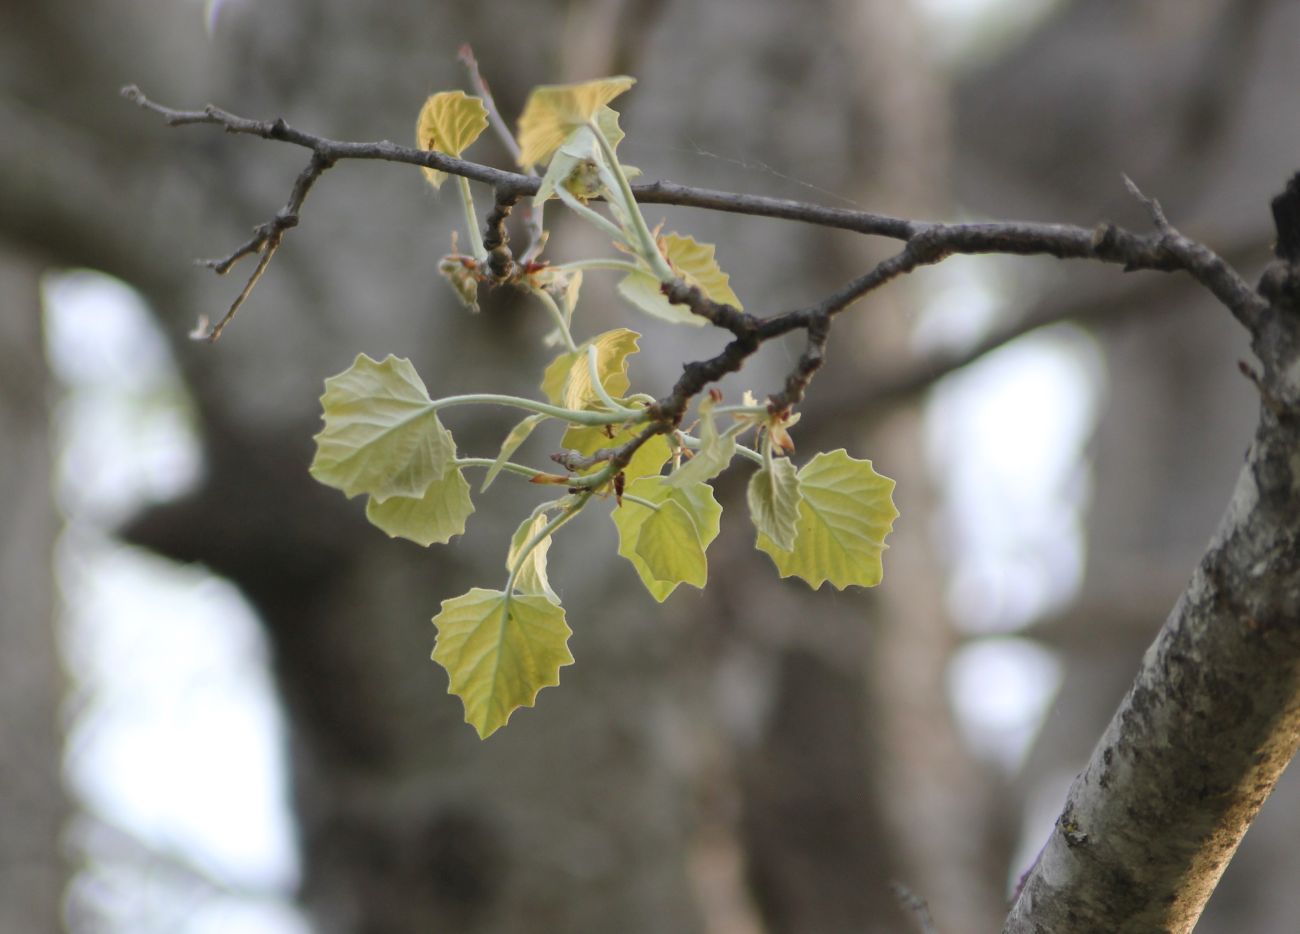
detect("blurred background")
[3,0,1299,931]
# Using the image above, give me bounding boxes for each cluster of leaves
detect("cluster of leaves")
[309,76,899,737]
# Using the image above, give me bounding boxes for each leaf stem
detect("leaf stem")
[457,176,487,262]
[528,285,579,353]
[557,258,644,275]
[455,457,542,481]
[505,493,590,596]
[620,493,661,511]
[587,345,640,416]
[555,185,629,243]
[588,119,675,282]
[431,392,641,427]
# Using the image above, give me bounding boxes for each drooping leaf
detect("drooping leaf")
[560,423,670,483]
[365,468,474,546]
[540,328,640,409]
[309,354,455,502]
[755,450,898,590]
[662,234,743,309]
[611,477,721,601]
[483,413,547,492]
[534,110,625,204]
[431,588,573,739]
[506,512,559,602]
[668,396,736,487]
[517,76,636,168]
[415,91,489,190]
[616,270,707,327]
[746,456,802,552]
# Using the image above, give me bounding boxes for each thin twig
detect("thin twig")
[890,881,940,934]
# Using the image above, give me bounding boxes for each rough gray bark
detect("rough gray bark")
[1005,214,1300,929]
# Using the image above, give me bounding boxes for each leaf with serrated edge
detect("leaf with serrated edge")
[561,424,670,482]
[747,457,802,551]
[756,450,898,590]
[540,328,640,409]
[668,397,736,487]
[663,234,743,308]
[611,477,721,601]
[616,270,708,327]
[432,588,572,738]
[506,513,558,601]
[483,413,546,492]
[310,354,455,502]
[517,76,635,168]
[416,91,489,190]
[365,468,474,546]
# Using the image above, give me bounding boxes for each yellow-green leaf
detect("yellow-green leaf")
[534,110,625,204]
[416,90,489,190]
[611,477,721,601]
[756,450,898,590]
[506,512,558,602]
[483,413,547,492]
[663,234,743,308]
[365,468,474,546]
[746,456,802,551]
[560,423,670,483]
[431,588,573,739]
[309,354,454,502]
[540,328,640,409]
[615,270,707,327]
[668,396,736,487]
[517,76,636,168]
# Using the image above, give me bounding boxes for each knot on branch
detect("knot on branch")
[484,191,517,281]
[661,280,757,336]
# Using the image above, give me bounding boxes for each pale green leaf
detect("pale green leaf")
[746,457,802,551]
[517,76,636,168]
[534,110,625,204]
[483,413,547,492]
[506,513,558,602]
[365,468,474,546]
[668,397,736,487]
[560,423,670,483]
[611,477,721,601]
[663,233,743,309]
[309,354,455,502]
[540,328,640,409]
[616,270,708,327]
[416,91,489,190]
[431,588,573,739]
[755,450,899,590]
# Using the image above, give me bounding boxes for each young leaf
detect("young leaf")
[746,456,802,551]
[365,468,474,546]
[534,110,625,204]
[483,413,547,492]
[755,450,899,590]
[431,588,573,739]
[668,397,736,487]
[517,76,636,168]
[560,424,671,483]
[506,512,559,602]
[616,270,707,327]
[611,477,722,601]
[662,234,744,308]
[540,328,640,409]
[615,234,743,327]
[415,91,489,191]
[309,354,455,502]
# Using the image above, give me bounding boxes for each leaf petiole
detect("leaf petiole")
[457,176,488,262]
[504,493,590,597]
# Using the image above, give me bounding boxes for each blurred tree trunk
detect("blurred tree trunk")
[954,0,1300,930]
[0,250,63,934]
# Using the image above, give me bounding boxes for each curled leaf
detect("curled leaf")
[517,76,636,168]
